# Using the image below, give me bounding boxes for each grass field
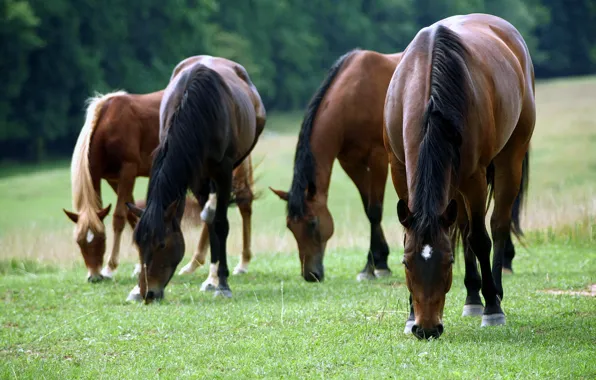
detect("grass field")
[1,77,596,379]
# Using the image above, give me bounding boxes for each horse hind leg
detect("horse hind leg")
[179,223,210,275]
[233,191,253,275]
[339,150,391,282]
[461,170,505,327]
[490,142,529,301]
[456,194,484,317]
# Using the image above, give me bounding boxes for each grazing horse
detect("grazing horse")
[63,90,255,283]
[270,49,403,282]
[63,90,162,282]
[126,55,266,303]
[384,13,535,339]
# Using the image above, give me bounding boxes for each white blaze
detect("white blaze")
[86,230,94,243]
[421,245,432,261]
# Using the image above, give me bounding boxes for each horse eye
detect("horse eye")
[401,258,409,269]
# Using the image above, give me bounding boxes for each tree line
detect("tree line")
[1,0,595,161]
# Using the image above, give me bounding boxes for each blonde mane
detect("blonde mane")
[70,90,127,235]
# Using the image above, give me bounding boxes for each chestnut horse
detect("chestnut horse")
[126,55,266,303]
[63,89,255,283]
[384,14,535,339]
[270,49,403,282]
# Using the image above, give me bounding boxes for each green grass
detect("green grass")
[1,77,596,378]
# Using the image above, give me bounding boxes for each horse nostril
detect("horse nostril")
[437,324,444,335]
[412,324,443,340]
[146,290,155,300]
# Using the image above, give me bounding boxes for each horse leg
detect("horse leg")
[462,170,505,327]
[456,194,484,317]
[233,192,253,275]
[178,223,210,275]
[339,149,390,282]
[490,143,529,301]
[102,163,136,279]
[210,162,233,298]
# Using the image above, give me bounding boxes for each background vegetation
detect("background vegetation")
[1,0,595,161]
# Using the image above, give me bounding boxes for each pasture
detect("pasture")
[1,77,596,378]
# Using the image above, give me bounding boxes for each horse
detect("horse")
[63,89,256,284]
[63,90,162,282]
[270,49,403,282]
[126,55,266,303]
[134,155,256,285]
[383,13,535,339]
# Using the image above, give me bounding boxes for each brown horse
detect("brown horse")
[270,49,403,282]
[126,55,266,303]
[63,90,162,282]
[384,13,535,339]
[63,89,255,283]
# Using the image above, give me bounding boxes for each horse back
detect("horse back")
[91,90,163,179]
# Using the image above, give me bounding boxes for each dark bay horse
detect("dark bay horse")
[63,90,255,283]
[270,49,403,282]
[126,55,266,303]
[384,14,535,339]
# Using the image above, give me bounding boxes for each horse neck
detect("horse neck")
[309,126,342,205]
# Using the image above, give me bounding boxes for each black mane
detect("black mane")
[287,49,361,218]
[412,25,468,239]
[135,64,232,255]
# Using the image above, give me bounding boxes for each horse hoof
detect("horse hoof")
[404,319,415,335]
[126,285,143,302]
[178,263,197,275]
[233,264,248,275]
[100,266,116,279]
[356,271,375,282]
[481,313,506,327]
[462,304,484,317]
[374,269,392,278]
[200,283,217,292]
[214,287,232,298]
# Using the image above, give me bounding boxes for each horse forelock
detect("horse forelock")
[287,49,361,219]
[411,25,468,241]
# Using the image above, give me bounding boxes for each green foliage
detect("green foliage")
[1,0,595,161]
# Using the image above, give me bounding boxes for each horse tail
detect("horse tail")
[412,25,468,236]
[70,90,126,226]
[511,149,530,238]
[288,48,361,218]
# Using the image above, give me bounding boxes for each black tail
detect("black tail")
[511,150,529,238]
[137,64,231,246]
[287,49,361,219]
[412,25,468,239]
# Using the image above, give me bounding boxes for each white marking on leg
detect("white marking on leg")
[200,263,219,291]
[100,266,116,279]
[200,193,217,223]
[233,260,249,275]
[126,285,143,302]
[131,263,142,277]
[86,230,94,243]
[421,245,432,261]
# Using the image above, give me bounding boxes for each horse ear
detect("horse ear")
[63,209,79,224]
[97,204,112,221]
[441,199,458,228]
[164,199,180,222]
[397,199,412,228]
[126,202,144,218]
[269,187,289,202]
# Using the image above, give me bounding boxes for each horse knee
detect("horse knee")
[112,212,126,231]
